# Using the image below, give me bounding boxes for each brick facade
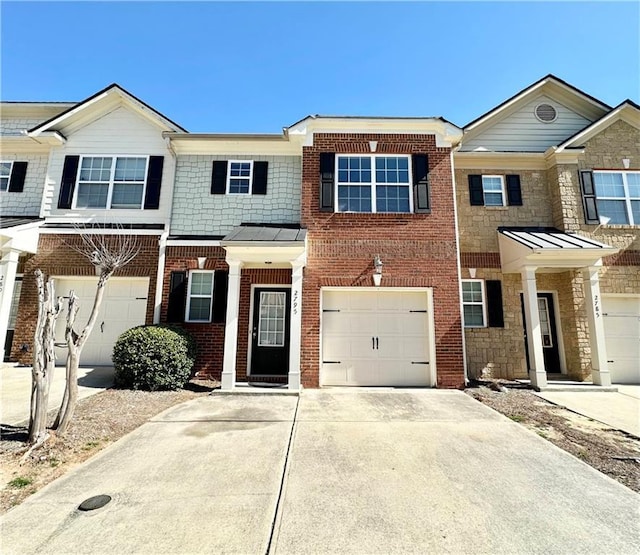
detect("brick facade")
[11,233,160,363]
[300,133,465,388]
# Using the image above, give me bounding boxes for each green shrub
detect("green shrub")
[113,325,197,391]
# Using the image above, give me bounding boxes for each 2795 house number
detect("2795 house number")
[293,289,299,315]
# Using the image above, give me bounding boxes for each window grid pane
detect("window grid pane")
[228,162,252,193]
[76,183,109,208]
[0,162,11,190]
[187,272,214,321]
[482,176,504,206]
[258,292,286,347]
[462,281,485,327]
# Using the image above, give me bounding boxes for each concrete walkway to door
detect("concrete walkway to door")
[1,389,638,554]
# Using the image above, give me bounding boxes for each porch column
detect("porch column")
[521,266,547,390]
[0,249,20,360]
[582,266,611,387]
[221,259,243,390]
[288,259,305,391]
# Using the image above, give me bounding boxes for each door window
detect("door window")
[258,291,286,347]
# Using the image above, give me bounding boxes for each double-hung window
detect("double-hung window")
[186,271,214,322]
[481,175,505,206]
[462,280,486,327]
[75,156,147,209]
[0,162,13,191]
[593,171,640,225]
[336,155,412,213]
[227,161,253,194]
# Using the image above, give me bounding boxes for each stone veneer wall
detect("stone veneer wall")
[171,155,301,236]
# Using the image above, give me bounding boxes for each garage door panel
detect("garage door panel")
[603,296,640,384]
[321,289,433,387]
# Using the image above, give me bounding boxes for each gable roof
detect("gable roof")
[27,83,186,135]
[556,99,640,151]
[464,74,611,132]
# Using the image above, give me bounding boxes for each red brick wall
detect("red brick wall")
[12,233,160,363]
[300,133,465,388]
[162,246,291,380]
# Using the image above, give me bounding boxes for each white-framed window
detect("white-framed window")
[462,280,486,327]
[482,175,506,206]
[0,161,13,191]
[74,156,148,209]
[227,161,253,194]
[185,270,214,322]
[336,155,412,213]
[594,171,640,225]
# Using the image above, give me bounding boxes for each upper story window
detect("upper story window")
[481,175,505,206]
[227,161,253,194]
[462,280,486,327]
[0,162,12,191]
[593,171,640,225]
[336,155,412,213]
[75,156,148,209]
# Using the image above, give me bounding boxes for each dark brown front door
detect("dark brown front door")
[521,292,562,373]
[250,288,291,376]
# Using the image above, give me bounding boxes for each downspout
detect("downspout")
[153,136,178,324]
[450,145,469,385]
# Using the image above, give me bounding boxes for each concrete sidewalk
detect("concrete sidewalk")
[1,364,114,426]
[1,390,638,554]
[535,385,640,437]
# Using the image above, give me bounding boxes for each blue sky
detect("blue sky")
[2,2,638,132]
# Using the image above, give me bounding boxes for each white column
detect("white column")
[582,266,611,387]
[521,266,547,390]
[0,249,20,360]
[288,261,305,391]
[221,259,243,390]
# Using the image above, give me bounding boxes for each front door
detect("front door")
[521,292,562,373]
[250,288,291,376]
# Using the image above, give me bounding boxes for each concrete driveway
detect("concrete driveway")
[1,364,114,425]
[1,389,639,554]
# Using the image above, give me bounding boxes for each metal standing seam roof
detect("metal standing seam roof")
[0,216,43,230]
[222,225,307,243]
[498,227,612,250]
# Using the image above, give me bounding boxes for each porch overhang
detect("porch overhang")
[221,225,307,268]
[0,217,43,254]
[498,227,619,273]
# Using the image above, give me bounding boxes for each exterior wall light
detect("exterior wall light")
[197,257,207,269]
[622,158,631,169]
[373,255,383,287]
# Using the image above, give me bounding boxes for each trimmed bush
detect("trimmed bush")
[113,325,197,391]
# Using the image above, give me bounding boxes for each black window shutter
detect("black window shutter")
[579,170,600,224]
[143,156,164,209]
[211,161,228,194]
[58,155,80,209]
[8,161,28,192]
[506,175,523,206]
[486,280,504,328]
[167,271,187,323]
[212,271,229,323]
[252,161,268,195]
[412,154,430,213]
[319,153,335,212]
[468,175,484,206]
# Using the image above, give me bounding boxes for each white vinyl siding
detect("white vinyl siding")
[461,95,593,152]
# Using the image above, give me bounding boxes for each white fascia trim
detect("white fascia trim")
[28,92,110,136]
[166,239,222,247]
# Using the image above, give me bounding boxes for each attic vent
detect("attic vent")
[535,103,558,123]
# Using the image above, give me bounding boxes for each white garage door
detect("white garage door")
[54,278,149,365]
[603,296,640,384]
[321,289,434,387]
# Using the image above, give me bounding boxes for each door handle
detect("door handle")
[253,327,257,339]
[372,337,375,350]
[376,337,379,350]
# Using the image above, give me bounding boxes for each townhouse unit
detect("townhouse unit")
[1,75,637,390]
[455,75,639,388]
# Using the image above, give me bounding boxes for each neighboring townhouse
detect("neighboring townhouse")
[0,100,74,359]
[455,75,639,388]
[161,117,466,389]
[5,84,185,366]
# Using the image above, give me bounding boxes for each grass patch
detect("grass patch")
[509,415,525,423]
[8,477,33,489]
